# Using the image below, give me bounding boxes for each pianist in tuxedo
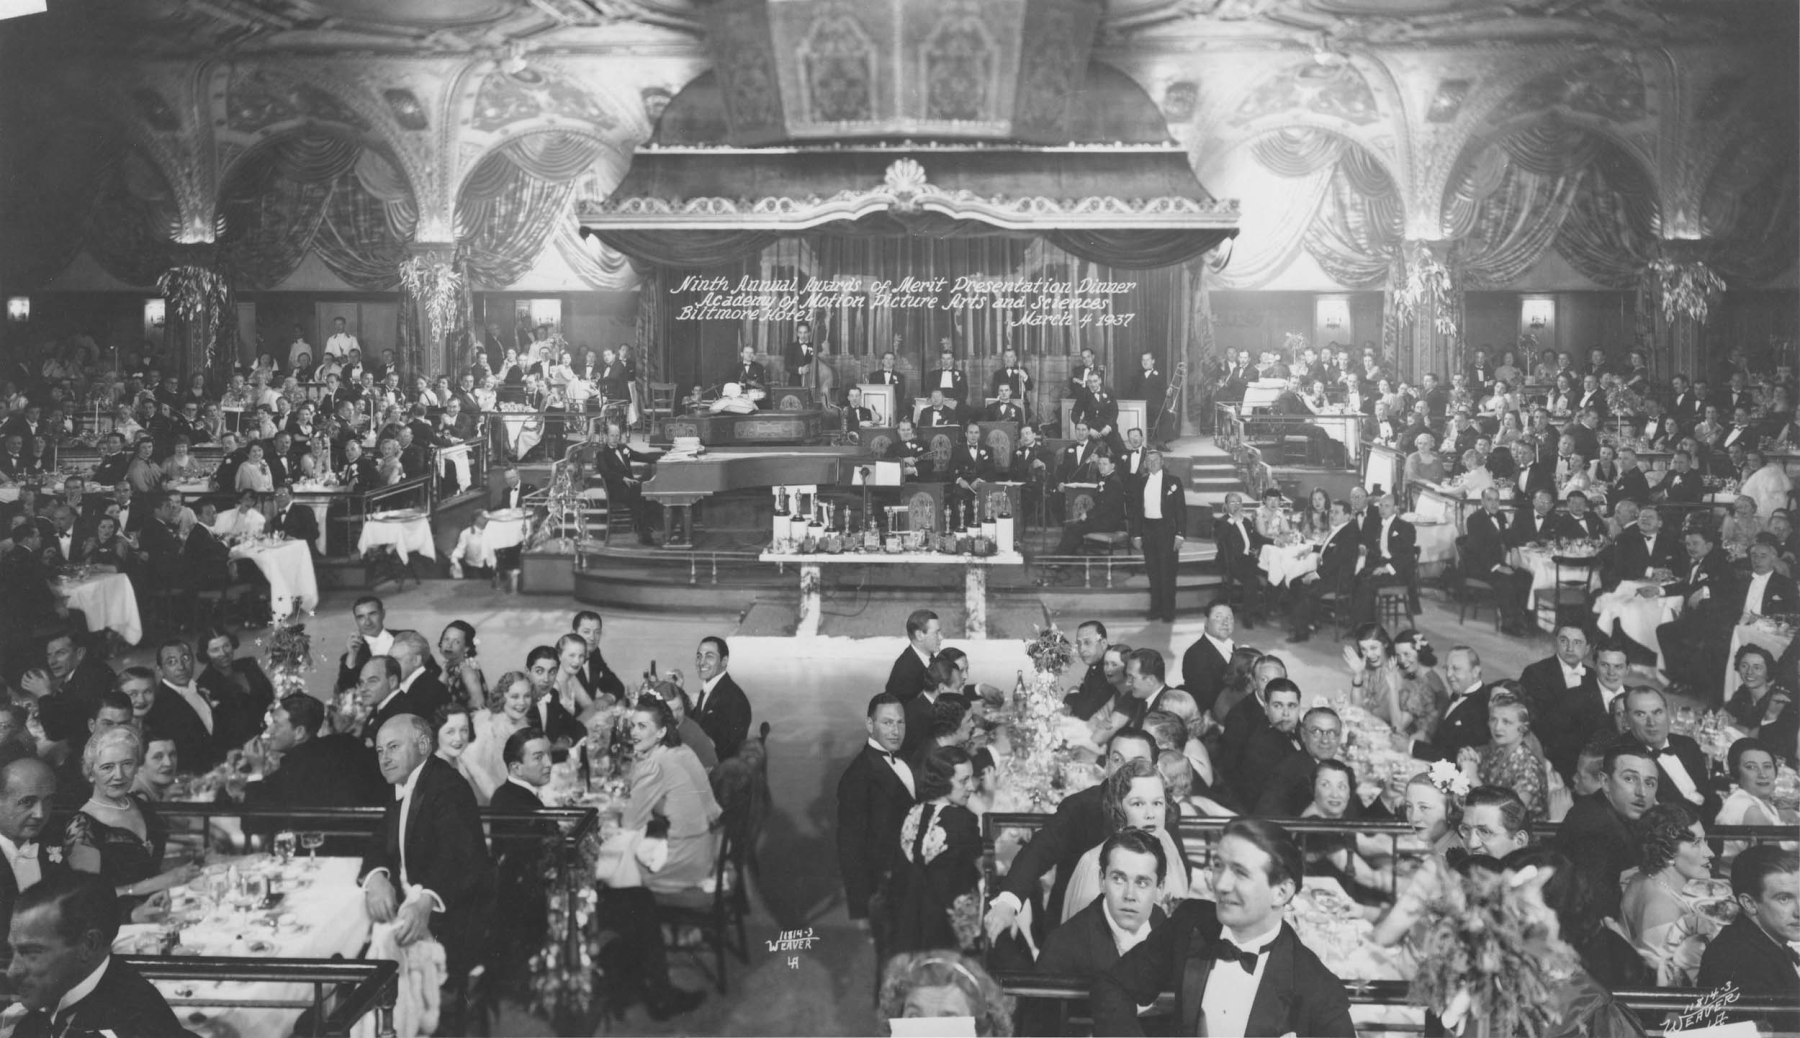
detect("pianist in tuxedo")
[732,346,767,403]
[983,382,1025,425]
[596,423,660,546]
[1091,817,1355,1037]
[782,319,818,386]
[926,345,968,407]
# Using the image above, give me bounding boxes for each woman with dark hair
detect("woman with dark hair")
[1302,486,1332,540]
[1392,630,1448,743]
[883,745,981,955]
[197,626,276,718]
[611,695,721,894]
[1060,758,1188,923]
[436,620,486,709]
[1621,802,1716,986]
[77,513,131,571]
[1715,737,1798,863]
[1725,644,1794,762]
[1344,623,1412,732]
[1501,843,1654,1001]
[432,701,483,803]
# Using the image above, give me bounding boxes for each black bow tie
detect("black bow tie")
[1207,937,1262,974]
[1653,746,1678,758]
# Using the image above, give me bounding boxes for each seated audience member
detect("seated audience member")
[1232,679,1305,808]
[1090,818,1355,1037]
[1211,495,1266,621]
[24,627,115,746]
[1024,827,1169,1034]
[147,638,255,773]
[250,694,383,827]
[0,757,59,955]
[196,626,276,717]
[1556,740,1658,919]
[433,701,485,803]
[1461,689,1550,821]
[655,680,717,772]
[63,726,199,913]
[1457,784,1533,861]
[1064,621,1115,721]
[5,872,192,1036]
[1620,687,1719,819]
[1351,493,1415,625]
[1060,758,1189,925]
[1500,844,1654,999]
[1716,737,1799,863]
[1697,845,1800,1036]
[1621,802,1714,986]
[488,727,554,998]
[690,634,751,762]
[1256,706,1346,818]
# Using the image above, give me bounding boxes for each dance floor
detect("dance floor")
[105,578,1687,1036]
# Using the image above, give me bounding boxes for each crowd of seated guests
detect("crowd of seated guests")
[841,604,1798,1037]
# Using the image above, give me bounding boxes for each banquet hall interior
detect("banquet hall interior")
[1,0,1798,1036]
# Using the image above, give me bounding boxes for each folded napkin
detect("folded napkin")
[355,922,444,1038]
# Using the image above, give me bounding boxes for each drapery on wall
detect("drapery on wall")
[454,133,607,289]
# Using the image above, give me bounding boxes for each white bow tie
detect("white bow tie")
[12,842,36,859]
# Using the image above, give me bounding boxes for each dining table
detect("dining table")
[1257,539,1321,587]
[229,537,319,621]
[357,509,436,563]
[1592,580,1685,670]
[112,854,373,1038]
[55,569,143,645]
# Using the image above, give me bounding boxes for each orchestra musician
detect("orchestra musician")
[925,343,968,407]
[948,421,996,514]
[988,347,1032,414]
[784,320,818,387]
[873,344,906,400]
[919,390,961,429]
[891,419,927,480]
[1130,352,1169,448]
[843,386,875,442]
[983,384,1024,425]
[1068,347,1100,410]
[734,347,768,406]
[1074,371,1126,457]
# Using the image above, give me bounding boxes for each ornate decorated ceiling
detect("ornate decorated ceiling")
[0,0,1792,292]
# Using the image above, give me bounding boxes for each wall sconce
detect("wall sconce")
[144,299,166,329]
[528,299,561,331]
[1317,298,1349,331]
[1521,297,1554,330]
[5,297,27,323]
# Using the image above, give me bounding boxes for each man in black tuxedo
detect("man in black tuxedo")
[1074,371,1126,457]
[1254,706,1348,817]
[925,344,968,408]
[1287,500,1361,643]
[6,873,190,1036]
[1668,375,1701,422]
[1562,491,1607,540]
[1063,621,1115,720]
[872,348,906,401]
[1055,422,1099,487]
[1606,503,1680,589]
[1654,526,1735,689]
[988,347,1032,407]
[29,630,114,747]
[1054,452,1127,555]
[782,320,818,387]
[136,491,187,590]
[1622,687,1722,818]
[984,728,1164,944]
[489,464,534,511]
[1732,535,1798,627]
[983,383,1025,425]
[1351,492,1415,624]
[571,611,627,704]
[835,693,916,931]
[355,657,417,741]
[732,346,767,400]
[1130,449,1187,623]
[267,485,319,548]
[0,758,60,969]
[1092,818,1354,1037]
[1556,740,1657,919]
[1024,828,1170,1037]
[1520,625,1605,781]
[248,694,383,851]
[1403,646,1493,762]
[146,639,249,773]
[1610,447,1652,508]
[1697,846,1800,1037]
[488,727,553,997]
[334,595,395,693]
[1463,488,1532,633]
[918,388,960,429]
[1232,680,1305,808]
[884,608,941,703]
[387,631,448,721]
[361,714,494,992]
[1509,488,1564,547]
[1181,602,1240,718]
[1213,492,1266,625]
[596,423,660,546]
[1068,347,1102,408]
[1129,352,1169,447]
[523,645,584,747]
[691,635,751,761]
[1651,449,1705,503]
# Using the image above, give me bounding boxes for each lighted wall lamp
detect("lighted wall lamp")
[5,297,27,323]
[1317,298,1349,331]
[1521,298,1553,330]
[144,299,166,328]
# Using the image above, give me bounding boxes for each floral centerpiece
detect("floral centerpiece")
[1411,860,1581,1038]
[261,621,315,700]
[996,626,1101,809]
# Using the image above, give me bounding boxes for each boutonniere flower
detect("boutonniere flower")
[46,847,62,864]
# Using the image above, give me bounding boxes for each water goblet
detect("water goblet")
[273,830,298,864]
[299,831,324,869]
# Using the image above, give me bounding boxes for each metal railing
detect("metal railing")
[150,803,598,981]
[136,956,395,1038]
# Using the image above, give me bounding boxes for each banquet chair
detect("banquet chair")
[1453,535,1504,632]
[655,808,750,994]
[1376,546,1422,631]
[645,382,677,424]
[1544,554,1599,630]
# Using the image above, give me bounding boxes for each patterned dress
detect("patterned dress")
[1478,741,1548,820]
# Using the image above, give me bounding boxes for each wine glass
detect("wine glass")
[230,877,259,928]
[299,831,324,869]
[273,831,298,864]
[206,871,232,915]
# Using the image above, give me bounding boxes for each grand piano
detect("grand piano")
[640,446,866,545]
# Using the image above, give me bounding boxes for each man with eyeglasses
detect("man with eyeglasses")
[1254,707,1346,817]
[1456,785,1532,860]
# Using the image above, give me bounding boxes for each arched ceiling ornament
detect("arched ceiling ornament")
[451,57,647,202]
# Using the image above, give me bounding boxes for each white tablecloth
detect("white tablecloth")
[359,514,436,563]
[231,539,319,622]
[1258,541,1319,586]
[1594,581,1684,668]
[0,486,19,502]
[1310,413,1365,464]
[118,855,372,1038]
[1509,546,1601,595]
[479,513,530,553]
[57,572,142,645]
[438,442,472,491]
[1725,621,1796,697]
[497,413,542,456]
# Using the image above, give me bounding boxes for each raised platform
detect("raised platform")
[656,409,826,446]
